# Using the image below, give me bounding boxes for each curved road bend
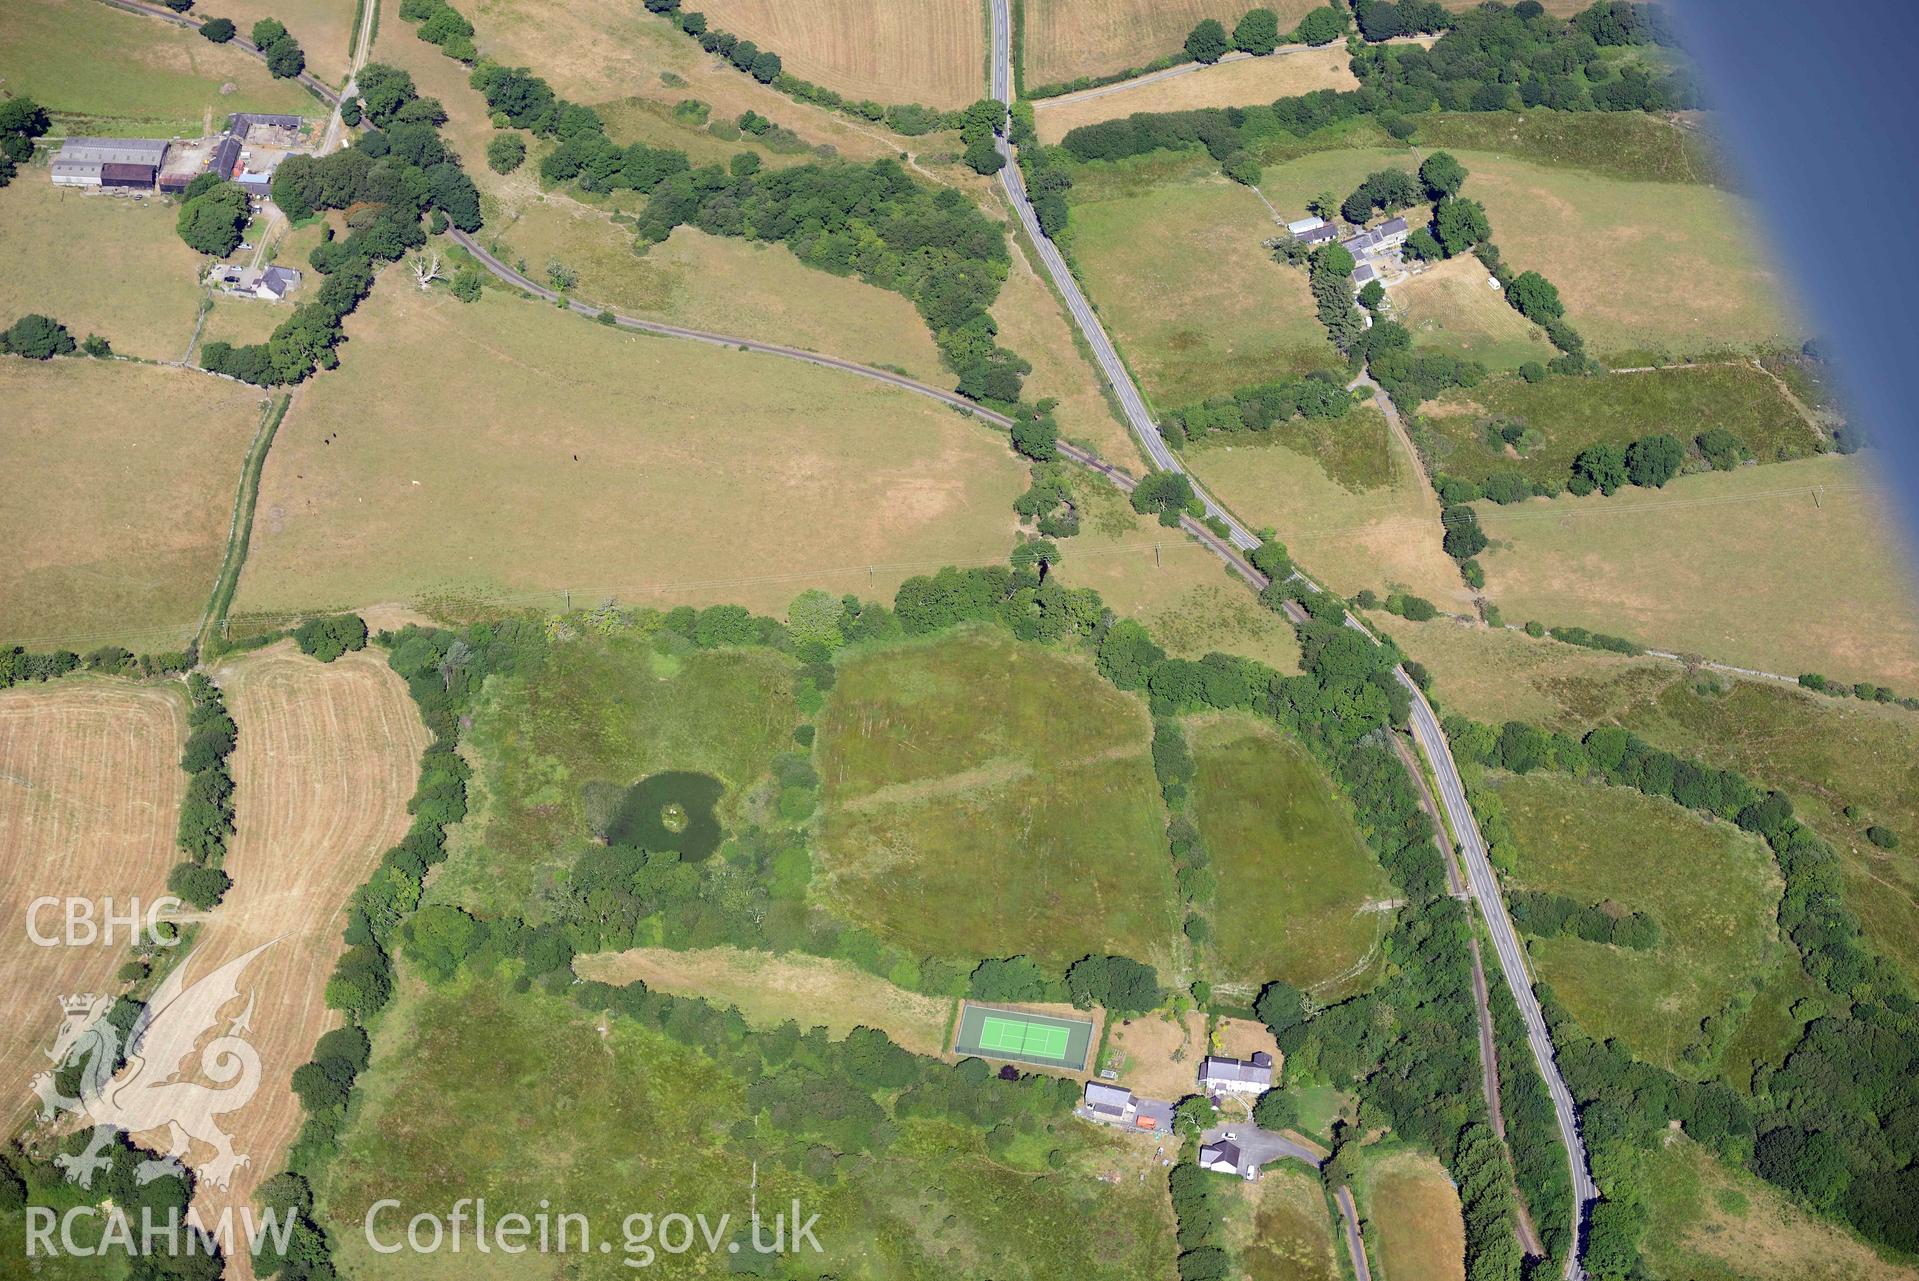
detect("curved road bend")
[986,2,1594,1273]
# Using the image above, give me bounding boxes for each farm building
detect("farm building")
[1080,1082,1176,1131]
[208,136,243,182]
[1198,1052,1273,1094]
[228,112,304,145]
[1296,222,1340,247]
[99,162,157,191]
[50,138,170,188]
[1286,215,1326,236]
[1341,217,1411,257]
[1354,263,1379,288]
[208,265,303,300]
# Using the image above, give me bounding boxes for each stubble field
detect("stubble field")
[169,643,426,1246]
[697,0,986,109]
[0,361,267,652]
[1024,0,1321,86]
[1363,1149,1466,1281]
[1033,45,1359,143]
[0,681,185,1125]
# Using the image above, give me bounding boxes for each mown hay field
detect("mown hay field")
[0,0,314,138]
[575,945,953,1056]
[1384,619,1919,985]
[1052,470,1304,673]
[229,283,1027,623]
[325,972,1177,1280]
[0,179,207,362]
[1033,46,1359,143]
[699,0,986,109]
[1426,361,1822,488]
[1067,168,1339,408]
[0,681,184,1125]
[170,643,426,1242]
[1364,1149,1466,1281]
[1024,0,1321,87]
[1185,404,1469,610]
[1191,715,1393,997]
[815,628,1181,971]
[1493,772,1782,1072]
[1474,454,1919,690]
[0,361,267,652]
[1392,254,1556,372]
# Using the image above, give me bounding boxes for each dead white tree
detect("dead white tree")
[411,250,444,291]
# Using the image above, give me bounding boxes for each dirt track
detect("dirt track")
[0,680,186,1126]
[162,643,425,1274]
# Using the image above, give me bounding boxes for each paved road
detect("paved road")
[987,3,1593,1272]
[1201,1123,1324,1172]
[1334,1184,1374,1281]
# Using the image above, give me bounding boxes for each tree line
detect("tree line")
[1160,370,1354,448]
[1446,711,1919,1266]
[0,313,109,360]
[171,673,238,910]
[0,96,50,188]
[0,643,193,687]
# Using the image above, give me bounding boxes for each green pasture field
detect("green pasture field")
[1252,146,1417,222]
[954,1002,1095,1070]
[1474,455,1919,692]
[434,628,800,918]
[1492,771,1783,1073]
[1184,404,1470,610]
[1386,617,1919,988]
[814,628,1182,971]
[324,972,1178,1281]
[1190,715,1394,997]
[0,360,267,652]
[1637,1136,1919,1281]
[0,178,206,362]
[1226,1166,1341,1281]
[1425,361,1822,487]
[0,0,313,138]
[1065,171,1338,408]
[228,283,1027,623]
[1411,110,1724,185]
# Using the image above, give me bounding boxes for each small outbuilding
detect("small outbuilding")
[1198,1141,1245,1176]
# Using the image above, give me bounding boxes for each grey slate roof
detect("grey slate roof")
[1084,1082,1132,1110]
[1298,222,1340,245]
[1199,1141,1243,1169]
[1199,1055,1274,1087]
[57,137,170,165]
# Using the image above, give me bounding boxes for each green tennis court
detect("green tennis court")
[952,1002,1095,1071]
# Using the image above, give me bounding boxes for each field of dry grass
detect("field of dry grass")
[0,180,207,363]
[1106,1009,1206,1098]
[1185,405,1469,609]
[1053,472,1304,672]
[1391,254,1556,372]
[0,680,185,1125]
[230,282,1026,623]
[1447,148,1800,361]
[0,360,267,652]
[1230,1166,1342,1280]
[1025,0,1321,86]
[1476,454,1919,688]
[1033,46,1359,143]
[990,213,1145,468]
[209,0,357,86]
[1068,169,1340,407]
[699,0,985,109]
[575,946,954,1057]
[1364,1149,1466,1281]
[0,0,314,138]
[167,643,426,1252]
[404,0,909,174]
